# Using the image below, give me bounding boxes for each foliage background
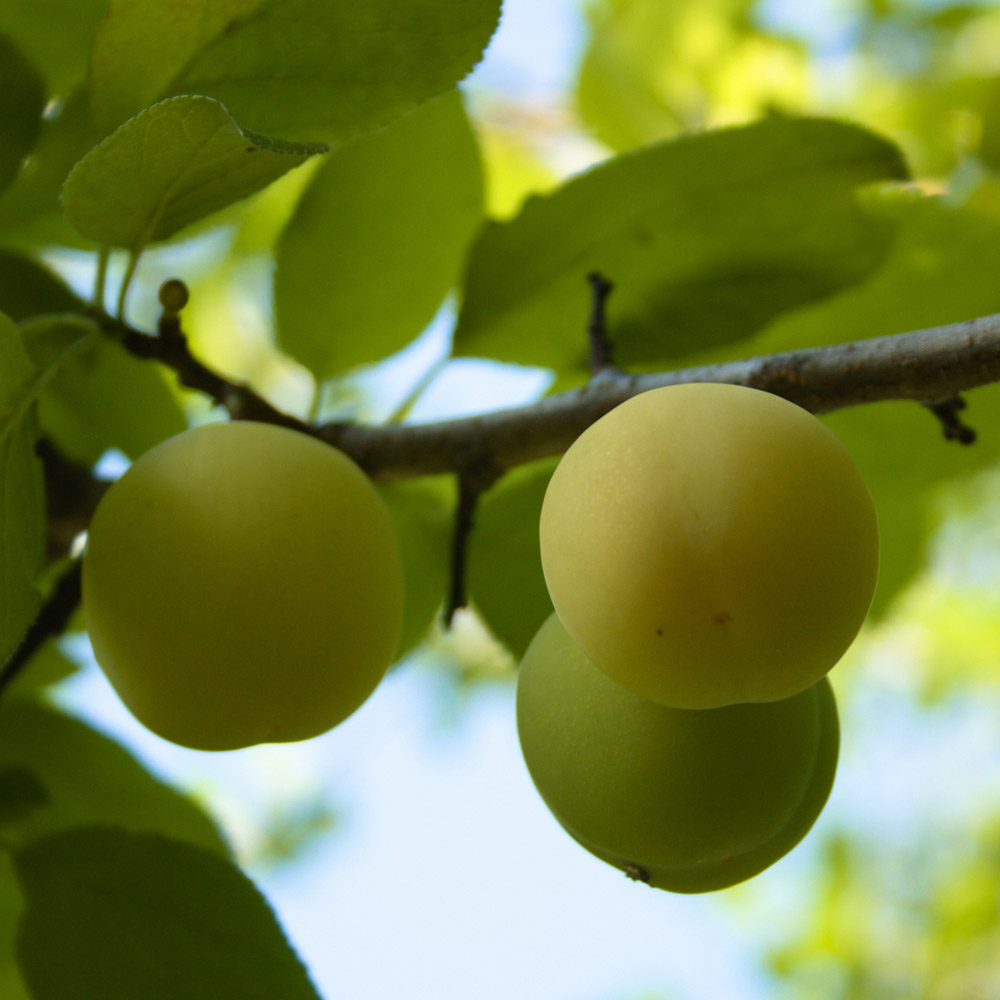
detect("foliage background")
[3,0,1000,998]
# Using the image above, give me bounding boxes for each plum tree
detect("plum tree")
[82,420,405,751]
[539,383,879,710]
[516,614,840,893]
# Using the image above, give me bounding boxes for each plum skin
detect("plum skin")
[82,421,404,751]
[539,382,878,709]
[516,615,840,893]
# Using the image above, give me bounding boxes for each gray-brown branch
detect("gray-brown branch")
[104,306,1000,480]
[318,312,1000,479]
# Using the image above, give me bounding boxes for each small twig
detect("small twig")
[923,395,977,444]
[0,560,83,699]
[88,274,1000,480]
[94,280,309,433]
[586,272,621,378]
[443,462,503,628]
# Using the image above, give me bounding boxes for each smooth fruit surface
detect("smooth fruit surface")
[539,382,878,709]
[516,615,839,893]
[83,421,404,751]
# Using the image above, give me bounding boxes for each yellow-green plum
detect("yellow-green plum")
[516,615,839,893]
[539,383,878,709]
[82,421,404,751]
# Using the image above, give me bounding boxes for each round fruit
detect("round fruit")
[516,615,839,893]
[83,421,404,751]
[539,382,878,709]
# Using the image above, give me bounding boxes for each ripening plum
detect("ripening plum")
[539,383,878,709]
[82,421,404,751]
[516,615,839,893]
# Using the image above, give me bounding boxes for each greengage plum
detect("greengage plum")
[539,383,878,708]
[82,421,404,751]
[516,615,839,893]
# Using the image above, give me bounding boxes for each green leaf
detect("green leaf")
[0,767,47,828]
[0,0,107,96]
[275,90,484,377]
[757,190,1000,614]
[454,117,908,370]
[0,252,84,321]
[62,96,322,255]
[575,0,809,151]
[466,458,557,658]
[0,698,226,854]
[0,33,45,195]
[5,634,79,697]
[14,826,322,1000]
[0,314,44,665]
[19,315,187,465]
[379,478,453,659]
[0,854,27,1000]
[0,88,99,250]
[89,0,503,143]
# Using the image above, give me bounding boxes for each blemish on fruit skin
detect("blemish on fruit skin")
[713,611,732,626]
[656,628,664,636]
[623,863,650,884]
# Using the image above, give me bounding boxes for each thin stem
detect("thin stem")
[586,272,619,377]
[116,252,140,319]
[307,375,324,424]
[93,247,111,311]
[386,355,449,425]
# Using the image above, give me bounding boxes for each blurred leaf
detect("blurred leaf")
[62,96,322,255]
[379,478,453,659]
[475,121,556,220]
[758,190,1000,614]
[577,0,809,150]
[18,315,187,465]
[275,90,484,378]
[0,854,27,1000]
[454,117,908,370]
[0,313,45,665]
[0,33,45,195]
[0,252,84,320]
[89,0,503,144]
[466,458,557,657]
[0,0,107,96]
[0,88,99,250]
[14,826,321,1000]
[0,697,226,854]
[5,635,79,697]
[0,767,47,828]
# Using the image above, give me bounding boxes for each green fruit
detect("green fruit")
[539,383,878,709]
[83,421,404,751]
[516,615,839,893]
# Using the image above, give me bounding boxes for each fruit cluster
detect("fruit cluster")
[518,383,879,892]
[81,383,877,894]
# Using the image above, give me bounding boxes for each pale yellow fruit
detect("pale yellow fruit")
[83,421,404,751]
[516,615,839,893]
[540,383,878,709]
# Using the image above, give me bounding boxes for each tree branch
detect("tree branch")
[102,302,1000,480]
[318,312,1000,479]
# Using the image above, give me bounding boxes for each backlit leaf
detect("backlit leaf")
[89,0,502,144]
[62,96,321,254]
[454,117,908,370]
[275,90,484,377]
[0,314,44,665]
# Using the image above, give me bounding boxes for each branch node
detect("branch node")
[586,272,623,379]
[923,395,977,445]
